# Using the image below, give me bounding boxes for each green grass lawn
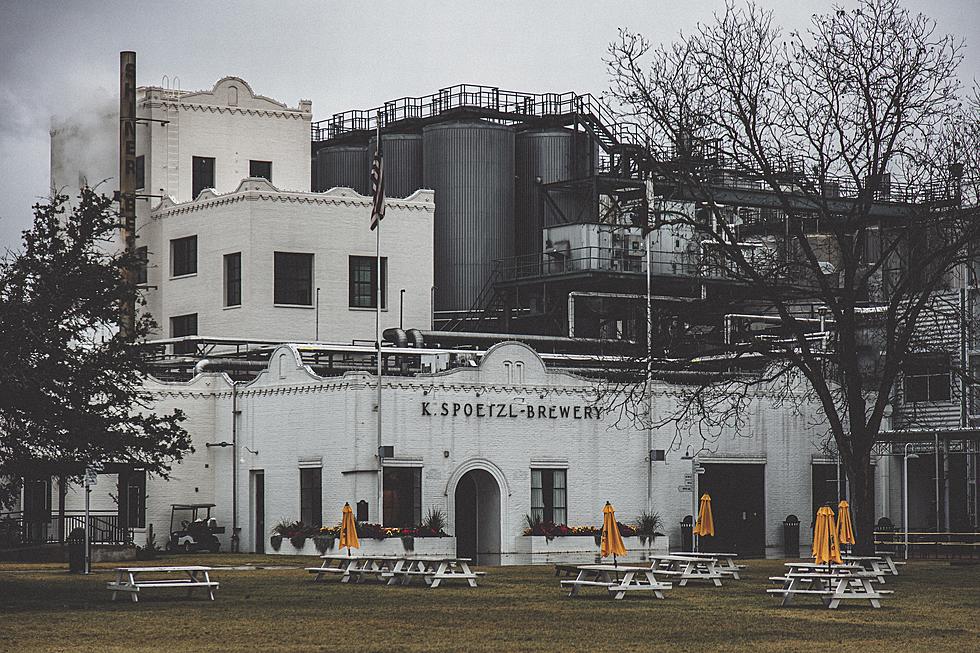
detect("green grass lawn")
[1,555,978,652]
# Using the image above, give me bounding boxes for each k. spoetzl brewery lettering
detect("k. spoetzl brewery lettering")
[421,401,602,420]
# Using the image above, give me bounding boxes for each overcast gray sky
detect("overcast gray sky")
[1,0,977,253]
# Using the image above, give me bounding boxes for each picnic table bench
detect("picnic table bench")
[308,554,481,588]
[672,552,745,579]
[107,566,218,602]
[767,567,892,609]
[306,554,400,583]
[561,564,672,600]
[380,556,480,588]
[841,555,892,581]
[647,554,724,586]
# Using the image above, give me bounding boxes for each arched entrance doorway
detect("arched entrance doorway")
[454,469,501,565]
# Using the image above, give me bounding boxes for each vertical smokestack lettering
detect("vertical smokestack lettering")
[119,51,137,340]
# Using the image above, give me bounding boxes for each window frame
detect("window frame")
[170,313,198,355]
[135,245,148,286]
[191,155,215,199]
[273,252,314,306]
[348,255,388,309]
[170,235,197,278]
[224,252,242,307]
[299,467,322,527]
[531,468,567,525]
[125,470,147,529]
[382,466,421,529]
[903,358,952,403]
[249,159,272,183]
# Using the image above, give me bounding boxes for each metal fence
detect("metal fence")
[0,511,132,547]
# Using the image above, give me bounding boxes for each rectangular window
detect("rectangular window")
[274,252,313,305]
[224,252,242,306]
[349,256,387,309]
[531,469,567,525]
[126,470,147,529]
[170,313,198,355]
[135,155,145,190]
[192,156,215,199]
[383,467,421,528]
[903,358,951,403]
[170,235,197,277]
[299,468,322,527]
[249,160,272,182]
[135,246,148,285]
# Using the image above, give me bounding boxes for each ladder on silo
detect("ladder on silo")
[165,88,180,199]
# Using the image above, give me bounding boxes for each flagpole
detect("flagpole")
[375,111,384,526]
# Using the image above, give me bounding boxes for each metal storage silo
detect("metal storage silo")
[423,120,515,311]
[515,128,593,257]
[315,144,370,194]
[368,133,424,199]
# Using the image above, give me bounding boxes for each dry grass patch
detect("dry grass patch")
[1,556,978,652]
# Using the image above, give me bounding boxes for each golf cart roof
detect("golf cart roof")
[171,503,216,509]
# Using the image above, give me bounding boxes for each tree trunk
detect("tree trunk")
[846,454,877,555]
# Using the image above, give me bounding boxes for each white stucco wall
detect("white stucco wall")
[142,181,434,343]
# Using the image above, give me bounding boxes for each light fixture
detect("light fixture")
[205,441,232,448]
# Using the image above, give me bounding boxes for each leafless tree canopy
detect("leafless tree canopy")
[601,0,978,549]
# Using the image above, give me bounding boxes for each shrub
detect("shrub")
[418,508,448,537]
[635,511,665,537]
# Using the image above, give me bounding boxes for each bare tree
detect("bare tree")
[602,0,978,552]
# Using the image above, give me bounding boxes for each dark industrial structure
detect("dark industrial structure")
[311,84,956,354]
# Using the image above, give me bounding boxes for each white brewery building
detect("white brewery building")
[15,76,976,563]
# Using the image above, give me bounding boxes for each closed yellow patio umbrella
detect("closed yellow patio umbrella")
[693,493,715,550]
[837,500,855,551]
[339,502,359,556]
[812,505,842,567]
[600,502,627,565]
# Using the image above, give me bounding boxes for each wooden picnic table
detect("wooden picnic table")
[647,554,724,586]
[380,556,480,588]
[672,552,745,579]
[307,554,480,588]
[841,555,892,581]
[872,551,905,575]
[789,561,885,583]
[768,566,892,609]
[306,554,401,583]
[561,564,672,600]
[106,566,218,602]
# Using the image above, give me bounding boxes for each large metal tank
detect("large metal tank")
[423,120,515,311]
[315,144,370,194]
[515,128,593,257]
[368,133,424,199]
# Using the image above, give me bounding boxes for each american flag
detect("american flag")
[369,144,385,230]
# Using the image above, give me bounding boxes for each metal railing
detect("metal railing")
[311,84,963,206]
[310,83,643,147]
[0,511,133,547]
[493,245,774,283]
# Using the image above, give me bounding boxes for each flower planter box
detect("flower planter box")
[505,534,669,566]
[268,536,457,558]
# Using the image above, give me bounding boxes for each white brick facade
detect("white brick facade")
[61,341,879,560]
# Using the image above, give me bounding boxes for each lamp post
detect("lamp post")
[399,289,406,330]
[903,442,920,560]
[645,226,653,513]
